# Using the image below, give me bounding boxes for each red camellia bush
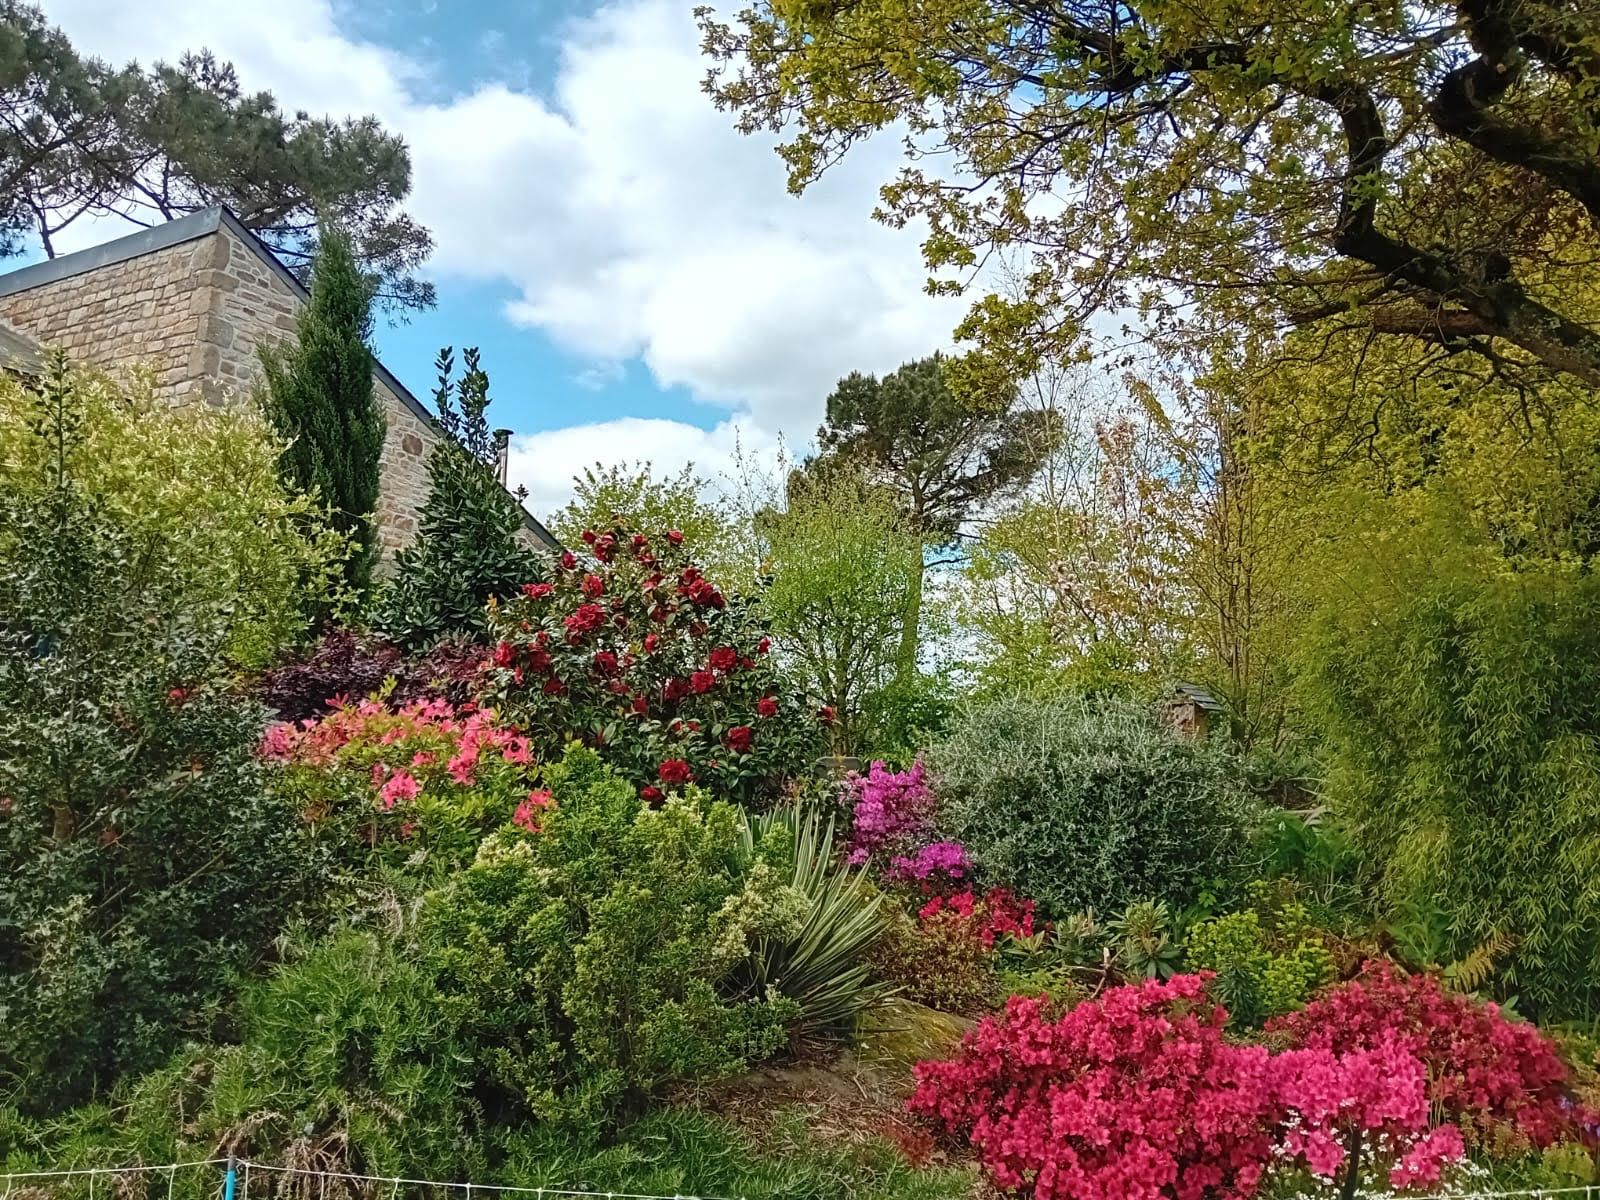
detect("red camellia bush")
[911,969,1593,1200]
[480,521,821,806]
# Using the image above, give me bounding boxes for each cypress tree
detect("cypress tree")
[261,227,385,601]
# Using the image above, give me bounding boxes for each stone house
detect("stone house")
[0,205,558,557]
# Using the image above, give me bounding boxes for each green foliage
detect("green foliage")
[489,1106,975,1200]
[551,461,744,588]
[1253,809,1367,922]
[0,360,347,668]
[1106,900,1184,981]
[1298,548,1600,1020]
[420,746,802,1134]
[761,469,921,751]
[261,227,385,601]
[0,375,317,1108]
[701,0,1600,387]
[0,930,484,1181]
[0,6,433,308]
[376,348,544,649]
[1185,889,1335,1027]
[859,673,957,767]
[736,805,893,1040]
[929,692,1255,917]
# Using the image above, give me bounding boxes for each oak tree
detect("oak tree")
[701,0,1600,386]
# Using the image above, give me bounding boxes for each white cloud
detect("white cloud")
[505,416,788,519]
[39,0,959,446]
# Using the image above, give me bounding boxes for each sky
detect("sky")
[34,0,962,518]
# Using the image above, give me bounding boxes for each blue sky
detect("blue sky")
[37,0,960,515]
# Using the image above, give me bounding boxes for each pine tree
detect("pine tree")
[261,228,385,602]
[375,348,544,649]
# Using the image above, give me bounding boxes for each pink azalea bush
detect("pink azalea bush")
[1268,962,1589,1153]
[260,696,544,871]
[890,839,971,883]
[911,969,1593,1200]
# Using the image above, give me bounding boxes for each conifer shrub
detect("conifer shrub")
[260,227,385,601]
[420,745,804,1134]
[376,349,545,649]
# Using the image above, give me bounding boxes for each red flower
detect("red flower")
[493,641,516,667]
[527,648,553,673]
[593,650,619,675]
[543,677,566,696]
[818,705,837,723]
[166,687,190,705]
[666,529,684,544]
[607,678,629,694]
[690,670,717,694]
[725,725,754,753]
[594,533,617,562]
[631,693,649,716]
[663,676,689,702]
[564,603,606,637]
[709,646,737,672]
[757,696,779,718]
[643,633,659,653]
[658,758,693,785]
[559,550,578,570]
[639,785,664,804]
[757,637,772,654]
[521,582,554,599]
[632,534,649,549]
[582,573,605,598]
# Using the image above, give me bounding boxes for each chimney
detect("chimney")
[492,428,511,487]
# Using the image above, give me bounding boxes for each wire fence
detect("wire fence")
[0,1160,743,1200]
[4,1158,1600,1200]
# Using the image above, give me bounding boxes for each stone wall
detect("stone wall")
[194,225,437,559]
[0,237,215,402]
[0,222,525,560]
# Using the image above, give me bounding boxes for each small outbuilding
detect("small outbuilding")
[1166,682,1225,740]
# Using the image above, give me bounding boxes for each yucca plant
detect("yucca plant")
[737,805,894,1041]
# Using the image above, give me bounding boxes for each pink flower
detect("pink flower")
[379,770,420,810]
[513,789,553,832]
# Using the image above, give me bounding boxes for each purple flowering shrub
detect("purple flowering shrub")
[844,759,974,889]
[890,840,971,883]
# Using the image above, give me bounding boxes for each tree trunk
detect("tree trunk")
[896,549,924,685]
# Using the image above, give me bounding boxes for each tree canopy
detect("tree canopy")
[0,2,433,310]
[700,0,1600,387]
[813,353,1054,675]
